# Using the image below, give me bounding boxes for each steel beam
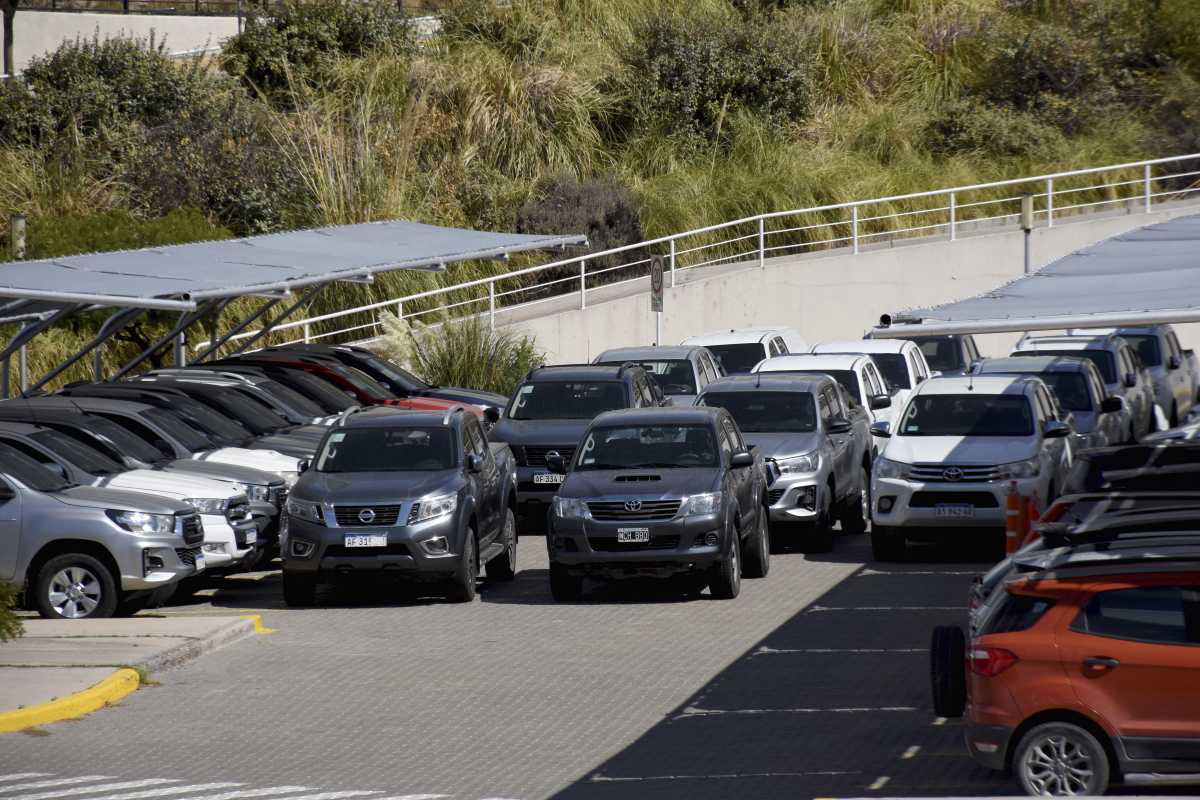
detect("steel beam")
[191,296,285,362]
[223,286,325,357]
[24,308,145,392]
[0,288,194,311]
[109,302,219,381]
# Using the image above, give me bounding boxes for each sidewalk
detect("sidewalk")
[0,615,260,731]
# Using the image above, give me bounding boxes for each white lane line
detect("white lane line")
[241,792,379,800]
[901,745,921,759]
[868,776,891,791]
[932,717,947,726]
[369,796,449,800]
[807,604,963,612]
[0,780,115,795]
[0,782,53,788]
[677,705,918,718]
[755,646,923,655]
[164,787,312,800]
[40,785,245,800]
[858,569,978,576]
[10,780,182,800]
[590,770,857,782]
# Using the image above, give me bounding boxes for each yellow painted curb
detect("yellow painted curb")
[0,667,140,733]
[241,613,276,634]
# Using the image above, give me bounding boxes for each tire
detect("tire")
[930,625,967,718]
[742,506,770,579]
[114,591,153,617]
[34,553,118,619]
[871,525,906,561]
[709,519,742,599]
[282,570,317,607]
[485,509,518,582]
[447,529,478,603]
[808,487,835,553]
[839,467,870,535]
[1014,722,1111,797]
[549,562,583,601]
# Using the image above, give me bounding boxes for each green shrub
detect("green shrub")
[517,173,642,263]
[0,583,23,643]
[221,0,414,101]
[926,98,1067,159]
[3,208,231,261]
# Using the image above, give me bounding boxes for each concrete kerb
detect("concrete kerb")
[135,616,258,673]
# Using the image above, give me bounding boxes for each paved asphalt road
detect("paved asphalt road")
[0,532,1179,799]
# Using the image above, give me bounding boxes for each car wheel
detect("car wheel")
[447,529,478,603]
[871,525,906,561]
[808,488,834,553]
[839,467,870,535]
[709,519,742,599]
[930,625,966,718]
[485,509,518,582]
[549,562,583,601]
[742,506,770,579]
[34,553,118,620]
[1015,722,1111,797]
[282,570,317,607]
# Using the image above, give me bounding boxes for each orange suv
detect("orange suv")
[955,556,1200,795]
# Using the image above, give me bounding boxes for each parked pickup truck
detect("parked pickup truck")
[281,406,519,605]
[1101,325,1199,426]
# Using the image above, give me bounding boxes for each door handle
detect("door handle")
[1083,656,1120,670]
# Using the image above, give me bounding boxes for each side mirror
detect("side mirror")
[870,394,892,410]
[1168,354,1182,370]
[827,418,852,434]
[870,421,891,438]
[0,483,14,501]
[1043,420,1071,439]
[1100,396,1123,414]
[730,451,754,469]
[545,452,567,475]
[47,463,70,480]
[297,458,311,472]
[483,406,501,425]
[1123,372,1138,388]
[466,453,485,473]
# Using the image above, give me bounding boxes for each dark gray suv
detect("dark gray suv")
[544,406,769,601]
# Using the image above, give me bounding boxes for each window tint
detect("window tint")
[1014,350,1116,383]
[508,381,628,420]
[1072,586,1200,645]
[818,390,833,423]
[317,428,454,473]
[96,414,176,458]
[984,593,1055,635]
[1122,335,1160,367]
[707,343,768,375]
[1167,332,1183,361]
[697,391,817,433]
[914,336,964,372]
[30,430,126,476]
[723,417,745,451]
[899,394,1033,436]
[872,353,910,390]
[1040,372,1093,412]
[0,442,73,491]
[575,425,718,470]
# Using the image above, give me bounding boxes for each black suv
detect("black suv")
[544,406,769,601]
[489,364,666,528]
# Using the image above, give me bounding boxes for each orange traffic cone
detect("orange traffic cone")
[1005,481,1024,555]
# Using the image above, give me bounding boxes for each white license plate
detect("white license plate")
[194,554,206,572]
[533,473,565,485]
[244,530,258,545]
[934,505,975,519]
[617,528,651,543]
[344,534,388,548]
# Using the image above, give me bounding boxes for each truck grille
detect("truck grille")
[175,546,202,567]
[524,446,574,467]
[767,488,786,505]
[909,464,1003,482]
[334,505,403,527]
[910,491,1000,508]
[180,514,204,546]
[589,535,680,552]
[587,500,681,521]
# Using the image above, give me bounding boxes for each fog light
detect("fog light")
[555,536,578,553]
[289,539,315,558]
[421,536,449,555]
[142,550,166,576]
[798,486,817,511]
[974,742,999,754]
[203,543,228,554]
[878,496,895,513]
[704,532,719,546]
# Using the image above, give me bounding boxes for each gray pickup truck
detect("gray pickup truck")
[281,406,519,605]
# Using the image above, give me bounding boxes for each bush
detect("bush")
[3,208,231,261]
[221,0,414,101]
[926,98,1067,159]
[517,173,642,261]
[0,583,23,643]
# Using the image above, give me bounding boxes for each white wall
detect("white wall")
[12,10,237,72]
[500,203,1200,363]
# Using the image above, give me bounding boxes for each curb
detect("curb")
[137,616,258,673]
[0,668,140,733]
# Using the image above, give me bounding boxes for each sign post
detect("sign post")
[650,255,664,344]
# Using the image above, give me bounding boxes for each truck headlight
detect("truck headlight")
[107,510,176,536]
[184,498,228,515]
[286,497,325,525]
[999,458,1040,479]
[243,484,271,502]
[774,452,818,474]
[416,494,457,522]
[681,492,721,516]
[553,497,588,519]
[873,458,908,480]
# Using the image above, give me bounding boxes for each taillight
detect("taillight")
[967,646,1019,677]
[1039,499,1074,524]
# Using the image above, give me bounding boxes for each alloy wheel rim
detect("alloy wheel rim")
[731,531,740,589]
[48,566,102,619]
[1022,733,1095,796]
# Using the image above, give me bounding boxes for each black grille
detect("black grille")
[589,535,680,552]
[524,446,575,467]
[614,474,661,482]
[175,546,201,567]
[587,500,681,521]
[767,489,786,505]
[180,515,204,546]
[909,492,1000,509]
[323,543,412,558]
[334,505,403,526]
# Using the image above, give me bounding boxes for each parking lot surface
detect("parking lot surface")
[0,534,1176,799]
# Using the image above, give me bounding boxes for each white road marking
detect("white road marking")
[858,569,978,576]
[0,780,115,795]
[41,785,245,800]
[755,646,923,655]
[807,604,963,612]
[677,705,918,718]
[589,771,856,782]
[164,787,312,800]
[901,745,921,759]
[868,776,891,791]
[10,780,182,800]
[0,782,53,788]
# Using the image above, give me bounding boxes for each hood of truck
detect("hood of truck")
[54,484,192,514]
[743,431,823,460]
[294,469,462,506]
[881,435,1039,466]
[96,469,242,501]
[560,467,722,499]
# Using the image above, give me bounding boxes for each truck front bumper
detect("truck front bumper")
[548,511,726,578]
[282,512,464,579]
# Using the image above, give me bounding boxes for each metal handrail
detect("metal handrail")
[197,153,1200,353]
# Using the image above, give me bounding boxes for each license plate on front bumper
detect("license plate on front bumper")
[934,504,975,519]
[195,554,206,572]
[344,534,388,548]
[244,529,258,545]
[617,528,650,543]
[533,473,565,485]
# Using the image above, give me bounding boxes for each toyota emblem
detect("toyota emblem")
[942,467,964,482]
[624,500,643,512]
[358,508,377,524]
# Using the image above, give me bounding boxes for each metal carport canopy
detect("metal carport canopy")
[0,219,588,317]
[872,214,1200,337]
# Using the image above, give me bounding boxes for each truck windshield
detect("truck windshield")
[0,442,74,491]
[575,425,718,470]
[142,408,215,452]
[765,369,861,402]
[597,360,696,395]
[31,430,126,476]
[54,418,166,465]
[1013,350,1116,384]
[1120,335,1161,368]
[508,381,627,420]
[899,395,1033,437]
[698,392,817,433]
[870,354,910,390]
[705,344,764,375]
[913,336,963,373]
[316,427,454,472]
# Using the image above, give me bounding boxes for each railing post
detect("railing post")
[488,281,496,330]
[1045,178,1054,228]
[303,323,311,344]
[669,239,676,288]
[758,217,765,269]
[1144,163,1152,213]
[396,300,403,320]
[580,261,587,310]
[948,192,957,242]
[851,206,860,254]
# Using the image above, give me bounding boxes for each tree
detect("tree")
[1,0,17,78]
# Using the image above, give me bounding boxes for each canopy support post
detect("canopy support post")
[22,307,146,393]
[221,285,325,358]
[110,302,219,381]
[0,308,80,397]
[191,297,285,362]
